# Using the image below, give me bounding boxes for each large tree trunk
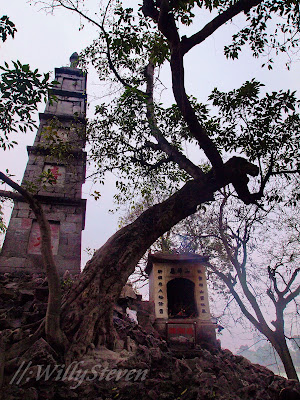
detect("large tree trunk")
[270,333,299,381]
[60,157,259,362]
[0,172,66,352]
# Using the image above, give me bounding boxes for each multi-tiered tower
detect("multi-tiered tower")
[0,55,87,275]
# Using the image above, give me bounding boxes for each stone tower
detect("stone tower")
[0,55,87,275]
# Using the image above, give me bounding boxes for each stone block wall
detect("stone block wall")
[22,150,86,199]
[0,62,87,276]
[0,199,86,275]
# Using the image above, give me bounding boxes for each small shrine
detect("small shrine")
[146,253,217,347]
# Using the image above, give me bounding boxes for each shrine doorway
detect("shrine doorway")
[167,278,198,318]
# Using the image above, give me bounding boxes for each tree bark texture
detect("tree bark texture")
[0,172,66,353]
[60,157,259,361]
[269,332,299,381]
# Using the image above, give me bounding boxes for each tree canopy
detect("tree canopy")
[1,0,300,384]
[59,0,299,207]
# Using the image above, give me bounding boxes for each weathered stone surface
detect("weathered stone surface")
[1,274,300,400]
[18,289,35,304]
[17,210,30,218]
[0,287,17,301]
[0,66,86,277]
[34,287,49,302]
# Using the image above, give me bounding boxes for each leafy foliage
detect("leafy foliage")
[75,0,300,207]
[0,60,58,149]
[0,0,298,378]
[0,14,58,149]
[88,88,210,205]
[88,77,300,206]
[81,1,169,87]
[223,1,300,68]
[143,1,300,68]
[0,15,17,43]
[0,202,7,235]
[209,79,300,172]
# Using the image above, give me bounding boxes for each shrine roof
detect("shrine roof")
[145,252,209,275]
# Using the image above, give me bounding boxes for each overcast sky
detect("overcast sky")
[0,0,122,265]
[0,0,299,354]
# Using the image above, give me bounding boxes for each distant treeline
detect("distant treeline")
[237,338,300,375]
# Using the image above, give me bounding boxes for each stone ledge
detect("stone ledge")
[55,66,86,77]
[27,146,87,160]
[39,112,86,124]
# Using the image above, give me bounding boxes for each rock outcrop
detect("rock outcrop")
[0,273,299,400]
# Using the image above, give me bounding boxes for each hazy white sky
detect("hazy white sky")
[0,0,122,266]
[0,0,299,352]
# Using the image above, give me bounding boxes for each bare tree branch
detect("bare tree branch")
[206,260,264,333]
[142,0,224,171]
[181,0,263,55]
[0,171,67,351]
[282,268,300,297]
[144,62,204,179]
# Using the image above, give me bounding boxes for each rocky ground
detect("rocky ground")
[0,273,300,400]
